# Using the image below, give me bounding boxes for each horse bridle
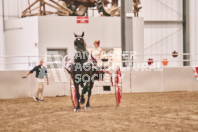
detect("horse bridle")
[74,37,86,52]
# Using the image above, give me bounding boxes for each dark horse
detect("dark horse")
[68,32,96,112]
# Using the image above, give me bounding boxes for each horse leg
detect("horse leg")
[74,83,81,112]
[80,82,90,104]
[80,82,85,104]
[85,81,94,109]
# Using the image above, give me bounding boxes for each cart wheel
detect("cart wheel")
[115,67,122,106]
[70,79,78,108]
[96,0,120,16]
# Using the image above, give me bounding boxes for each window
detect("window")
[47,48,67,69]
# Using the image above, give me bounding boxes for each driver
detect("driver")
[90,40,103,66]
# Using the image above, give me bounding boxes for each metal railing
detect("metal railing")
[0,53,198,71]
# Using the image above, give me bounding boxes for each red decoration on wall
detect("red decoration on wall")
[162,58,168,66]
[193,67,198,80]
[148,58,154,65]
[172,51,178,58]
[77,16,89,23]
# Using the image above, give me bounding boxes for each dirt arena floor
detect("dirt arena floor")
[0,92,198,132]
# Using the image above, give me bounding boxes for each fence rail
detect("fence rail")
[0,53,198,71]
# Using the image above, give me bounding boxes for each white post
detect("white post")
[0,0,5,70]
[132,17,144,64]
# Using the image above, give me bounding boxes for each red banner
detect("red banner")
[77,16,89,24]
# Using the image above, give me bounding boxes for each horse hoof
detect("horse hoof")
[74,109,81,112]
[79,99,85,104]
[85,106,91,110]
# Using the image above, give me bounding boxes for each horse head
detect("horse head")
[74,32,86,51]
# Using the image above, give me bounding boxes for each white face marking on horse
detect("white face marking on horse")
[75,37,83,41]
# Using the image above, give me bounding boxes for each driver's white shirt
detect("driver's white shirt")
[91,47,103,67]
[92,47,102,61]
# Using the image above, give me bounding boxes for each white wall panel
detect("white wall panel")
[190,0,198,66]
[38,16,121,56]
[0,70,30,99]
[141,0,182,21]
[144,23,183,67]
[4,16,121,70]
[142,0,183,67]
[5,17,39,70]
[3,0,19,19]
[163,67,194,92]
[131,70,162,93]
[0,0,5,70]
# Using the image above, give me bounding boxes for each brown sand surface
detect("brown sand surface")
[0,92,198,132]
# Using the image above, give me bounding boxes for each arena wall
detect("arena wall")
[131,67,198,93]
[4,16,121,70]
[4,17,39,70]
[37,16,121,56]
[0,67,198,99]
